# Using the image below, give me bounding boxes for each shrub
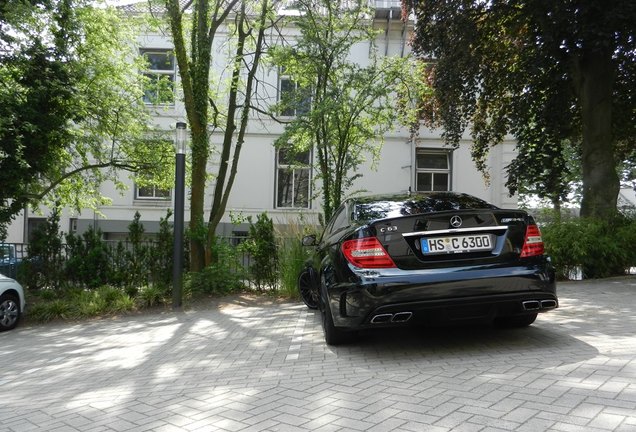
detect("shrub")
[277,220,317,299]
[148,210,174,288]
[27,300,71,322]
[125,212,151,289]
[243,213,278,291]
[137,284,167,308]
[73,290,108,318]
[278,237,307,299]
[35,289,58,302]
[185,240,245,295]
[111,294,136,312]
[27,286,137,323]
[65,226,111,288]
[18,208,65,290]
[542,215,636,279]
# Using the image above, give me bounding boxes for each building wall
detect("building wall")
[4,6,519,243]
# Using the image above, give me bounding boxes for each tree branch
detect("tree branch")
[24,160,153,202]
[249,105,291,124]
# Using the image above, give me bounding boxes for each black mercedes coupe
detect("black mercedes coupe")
[298,192,557,345]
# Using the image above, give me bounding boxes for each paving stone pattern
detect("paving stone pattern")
[1,278,636,432]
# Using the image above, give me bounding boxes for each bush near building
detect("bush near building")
[541,215,636,280]
[7,210,316,323]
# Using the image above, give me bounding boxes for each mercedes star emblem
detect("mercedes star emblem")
[450,215,463,228]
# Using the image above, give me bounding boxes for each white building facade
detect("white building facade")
[4,1,517,243]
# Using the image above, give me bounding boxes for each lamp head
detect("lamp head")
[175,122,187,154]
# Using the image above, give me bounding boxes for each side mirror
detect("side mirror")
[301,234,317,247]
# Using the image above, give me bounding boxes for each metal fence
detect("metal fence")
[0,243,30,279]
[0,238,257,285]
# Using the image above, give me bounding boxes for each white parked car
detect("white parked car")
[0,273,25,331]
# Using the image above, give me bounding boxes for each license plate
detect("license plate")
[421,234,493,254]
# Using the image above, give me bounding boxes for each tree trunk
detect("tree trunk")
[573,47,619,219]
[551,196,561,223]
[189,129,208,271]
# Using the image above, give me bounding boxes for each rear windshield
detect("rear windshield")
[353,194,498,222]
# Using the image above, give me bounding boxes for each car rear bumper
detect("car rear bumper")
[324,257,557,329]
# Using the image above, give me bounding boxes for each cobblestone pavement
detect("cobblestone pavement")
[1,278,635,432]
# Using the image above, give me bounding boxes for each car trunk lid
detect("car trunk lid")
[369,209,536,270]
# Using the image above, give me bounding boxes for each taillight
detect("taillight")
[520,224,544,257]
[341,237,396,268]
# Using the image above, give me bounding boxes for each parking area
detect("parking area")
[1,278,635,432]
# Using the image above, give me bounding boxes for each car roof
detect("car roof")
[350,191,495,205]
[349,192,499,223]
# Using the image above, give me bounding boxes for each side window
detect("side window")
[416,149,451,192]
[276,148,311,208]
[140,49,175,105]
[135,184,171,201]
[278,69,311,117]
[323,203,349,240]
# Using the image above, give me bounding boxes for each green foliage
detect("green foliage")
[185,240,245,295]
[269,0,429,221]
[27,285,136,323]
[17,208,65,290]
[163,0,275,270]
[406,0,635,218]
[16,208,176,292]
[542,216,636,280]
[136,285,167,308]
[149,210,174,288]
[243,213,279,291]
[125,212,150,289]
[27,300,72,323]
[0,0,81,237]
[277,223,314,299]
[0,0,171,236]
[65,226,111,289]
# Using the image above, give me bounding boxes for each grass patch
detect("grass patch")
[26,285,139,323]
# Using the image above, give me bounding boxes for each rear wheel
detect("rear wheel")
[495,313,538,328]
[320,285,351,345]
[0,293,21,331]
[298,268,318,310]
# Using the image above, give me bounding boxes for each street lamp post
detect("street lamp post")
[172,122,187,310]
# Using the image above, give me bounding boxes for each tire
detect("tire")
[298,268,318,310]
[320,284,351,345]
[0,293,21,331]
[495,313,538,328]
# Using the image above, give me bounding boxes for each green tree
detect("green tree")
[163,0,275,270]
[0,0,172,238]
[126,211,150,289]
[269,0,428,222]
[244,213,278,291]
[18,208,65,289]
[405,0,636,218]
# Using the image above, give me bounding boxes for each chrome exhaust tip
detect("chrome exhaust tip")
[392,312,413,323]
[541,299,557,309]
[522,300,541,311]
[370,314,393,324]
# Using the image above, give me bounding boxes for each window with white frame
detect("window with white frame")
[135,184,171,200]
[140,49,175,105]
[415,149,451,192]
[278,69,310,117]
[276,148,311,208]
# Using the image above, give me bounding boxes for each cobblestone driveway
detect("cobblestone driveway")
[1,278,635,432]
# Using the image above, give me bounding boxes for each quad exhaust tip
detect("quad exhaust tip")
[370,314,393,324]
[392,312,413,323]
[522,300,541,311]
[370,312,413,324]
[522,299,558,311]
[541,299,557,309]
